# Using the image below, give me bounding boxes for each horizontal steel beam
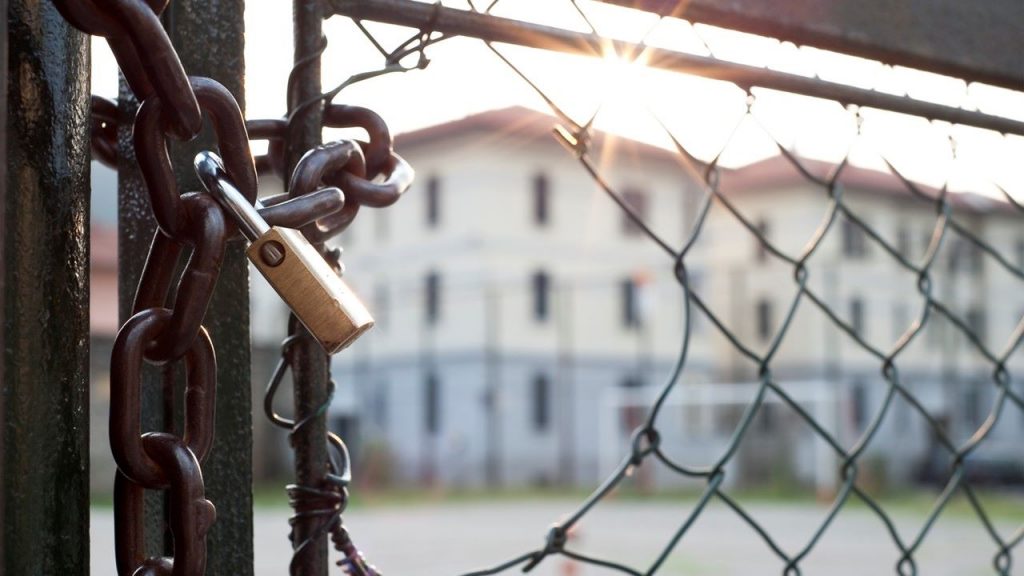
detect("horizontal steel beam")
[595,0,1024,91]
[328,0,1024,136]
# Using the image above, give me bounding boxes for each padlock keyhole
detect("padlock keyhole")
[260,241,286,267]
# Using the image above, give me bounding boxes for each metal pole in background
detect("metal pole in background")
[0,0,7,564]
[116,70,169,563]
[162,2,254,574]
[288,1,329,573]
[2,1,90,575]
[116,2,252,569]
[556,282,576,486]
[484,283,502,487]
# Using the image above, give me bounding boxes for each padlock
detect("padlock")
[194,151,374,353]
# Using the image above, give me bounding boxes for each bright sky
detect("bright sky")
[90,0,1024,198]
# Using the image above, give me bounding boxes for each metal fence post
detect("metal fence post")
[288,1,329,574]
[164,3,254,574]
[1,1,90,574]
[116,2,252,572]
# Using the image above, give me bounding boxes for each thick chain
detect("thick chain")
[58,0,411,573]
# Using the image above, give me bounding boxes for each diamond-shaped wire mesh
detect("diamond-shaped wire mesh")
[323,2,1024,574]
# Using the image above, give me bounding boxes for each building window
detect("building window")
[426,176,440,227]
[425,373,440,435]
[927,313,945,348]
[756,298,773,342]
[948,240,982,274]
[754,218,769,263]
[425,271,440,325]
[531,374,550,432]
[532,271,550,322]
[533,173,549,226]
[896,225,911,258]
[963,384,983,430]
[850,297,865,337]
[851,381,868,432]
[947,238,962,273]
[842,218,868,258]
[967,243,983,274]
[966,307,986,344]
[621,278,641,329]
[621,188,648,236]
[620,375,644,388]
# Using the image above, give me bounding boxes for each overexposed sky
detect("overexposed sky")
[91,0,1024,197]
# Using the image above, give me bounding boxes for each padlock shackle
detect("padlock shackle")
[195,151,269,241]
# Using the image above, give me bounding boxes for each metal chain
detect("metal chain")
[59,1,411,574]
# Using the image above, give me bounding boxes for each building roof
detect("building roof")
[394,106,681,164]
[395,106,1013,214]
[721,154,1010,214]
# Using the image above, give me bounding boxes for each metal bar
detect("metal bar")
[328,0,1024,136]
[116,73,173,559]
[288,1,329,574]
[593,0,1024,91]
[162,2,254,575]
[484,284,501,487]
[0,0,7,565]
[2,1,90,575]
[556,283,575,486]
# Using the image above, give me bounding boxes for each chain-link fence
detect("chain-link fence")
[309,1,1024,575]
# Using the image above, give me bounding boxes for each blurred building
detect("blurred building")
[317,107,1024,491]
[319,107,711,489]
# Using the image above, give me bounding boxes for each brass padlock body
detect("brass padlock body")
[249,227,374,354]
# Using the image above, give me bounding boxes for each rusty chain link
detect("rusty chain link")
[60,0,412,573]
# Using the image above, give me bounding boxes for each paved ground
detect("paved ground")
[91,498,1019,575]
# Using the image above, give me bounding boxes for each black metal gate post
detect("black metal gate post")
[116,67,168,562]
[287,1,329,573]
[162,3,254,574]
[116,2,252,573]
[1,1,91,575]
